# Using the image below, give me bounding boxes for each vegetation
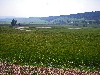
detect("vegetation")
[0,26,100,71]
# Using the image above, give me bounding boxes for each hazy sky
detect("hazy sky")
[0,0,100,17]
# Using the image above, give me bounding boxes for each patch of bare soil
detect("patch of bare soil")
[0,62,100,75]
[36,27,52,28]
[68,28,81,29]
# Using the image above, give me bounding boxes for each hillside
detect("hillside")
[0,11,100,26]
[40,11,100,25]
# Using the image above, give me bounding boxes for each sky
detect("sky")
[0,0,100,17]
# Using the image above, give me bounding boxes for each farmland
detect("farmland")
[0,26,100,71]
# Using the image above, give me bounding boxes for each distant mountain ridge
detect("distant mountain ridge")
[0,11,100,25]
[40,11,100,21]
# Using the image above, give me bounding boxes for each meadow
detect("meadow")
[0,26,100,71]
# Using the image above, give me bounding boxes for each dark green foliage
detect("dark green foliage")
[11,19,17,26]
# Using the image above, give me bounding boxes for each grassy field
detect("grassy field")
[0,26,100,71]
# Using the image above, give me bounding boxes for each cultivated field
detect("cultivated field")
[0,26,100,74]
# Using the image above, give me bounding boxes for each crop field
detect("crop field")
[0,26,100,71]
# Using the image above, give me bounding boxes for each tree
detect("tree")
[95,20,100,24]
[11,19,17,26]
[89,21,92,24]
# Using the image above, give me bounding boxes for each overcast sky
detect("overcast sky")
[0,0,100,17]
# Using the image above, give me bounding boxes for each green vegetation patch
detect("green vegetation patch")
[0,26,100,71]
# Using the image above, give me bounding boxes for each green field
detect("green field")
[0,26,100,71]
